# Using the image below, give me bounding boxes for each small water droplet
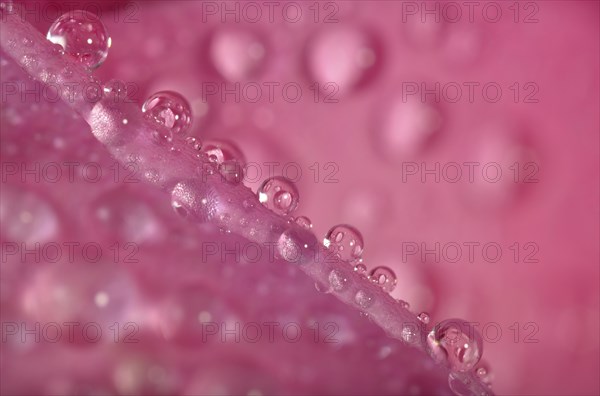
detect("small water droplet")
[448,373,473,396]
[294,216,313,230]
[22,36,34,47]
[201,139,246,165]
[354,289,374,309]
[417,312,430,324]
[218,160,244,184]
[258,176,299,216]
[397,299,410,309]
[476,365,493,387]
[353,263,367,276]
[323,224,364,263]
[170,180,217,223]
[401,324,418,344]
[276,228,318,265]
[142,91,192,137]
[185,136,202,151]
[46,10,111,69]
[368,266,397,292]
[328,269,349,291]
[426,318,483,372]
[144,169,160,184]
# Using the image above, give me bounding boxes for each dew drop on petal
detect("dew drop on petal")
[170,180,218,223]
[276,228,318,265]
[368,266,397,292]
[201,139,246,166]
[323,224,364,263]
[426,318,484,372]
[354,289,374,309]
[328,269,349,292]
[397,299,410,309]
[294,216,313,230]
[417,312,430,324]
[46,10,111,69]
[448,373,471,396]
[353,263,367,275]
[258,176,299,216]
[142,91,192,136]
[218,160,244,185]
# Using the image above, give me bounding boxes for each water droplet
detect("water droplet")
[323,224,364,263]
[376,96,442,160]
[328,269,349,291]
[103,79,130,105]
[142,90,192,137]
[170,180,218,223]
[353,263,367,275]
[218,160,244,184]
[368,266,397,292]
[397,299,410,309]
[417,312,430,324]
[258,176,299,216]
[185,136,202,151]
[46,10,111,69]
[476,365,493,387]
[22,36,34,47]
[426,319,483,372]
[401,324,418,344]
[307,27,378,95]
[201,139,246,165]
[210,29,266,81]
[354,289,374,309]
[448,373,471,396]
[294,216,313,230]
[276,228,318,265]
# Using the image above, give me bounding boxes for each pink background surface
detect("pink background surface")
[1,1,599,395]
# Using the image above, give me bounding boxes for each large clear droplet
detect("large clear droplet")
[46,10,111,69]
[368,266,397,292]
[323,224,364,263]
[258,176,299,216]
[142,91,192,136]
[426,318,483,372]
